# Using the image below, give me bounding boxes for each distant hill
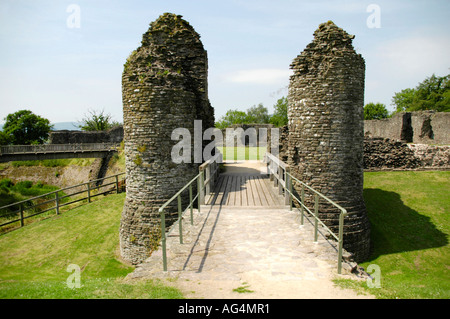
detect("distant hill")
[51,122,82,131]
[0,122,82,131]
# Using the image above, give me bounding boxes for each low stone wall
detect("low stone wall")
[363,137,450,170]
[408,143,450,168]
[49,126,124,144]
[364,111,450,145]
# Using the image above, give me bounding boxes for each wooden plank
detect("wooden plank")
[222,175,234,206]
[260,176,278,206]
[254,176,269,206]
[236,176,243,206]
[207,175,225,205]
[245,176,254,206]
[228,176,237,206]
[241,176,248,206]
[249,176,262,206]
[214,175,228,205]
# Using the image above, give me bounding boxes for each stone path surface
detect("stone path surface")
[126,161,374,299]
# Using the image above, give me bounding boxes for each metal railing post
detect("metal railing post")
[338,211,345,274]
[189,184,193,225]
[197,172,202,212]
[160,209,167,271]
[285,167,291,206]
[178,194,183,244]
[199,169,205,205]
[205,165,211,198]
[314,194,319,243]
[300,185,305,225]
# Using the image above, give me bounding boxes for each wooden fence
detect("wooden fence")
[0,173,126,230]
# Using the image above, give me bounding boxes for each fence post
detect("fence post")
[87,182,91,203]
[314,194,319,243]
[189,184,193,225]
[300,185,305,225]
[160,209,167,271]
[20,203,24,227]
[197,173,201,213]
[338,211,345,274]
[55,192,60,215]
[278,166,283,195]
[115,175,119,194]
[286,168,292,207]
[198,168,205,205]
[205,165,211,199]
[178,194,183,244]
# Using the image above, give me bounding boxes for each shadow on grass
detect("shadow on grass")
[363,188,448,262]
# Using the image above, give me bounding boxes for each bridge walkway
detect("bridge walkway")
[206,161,284,207]
[128,160,371,299]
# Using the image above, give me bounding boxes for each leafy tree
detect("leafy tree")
[364,102,390,120]
[78,109,121,131]
[269,97,288,127]
[2,110,53,145]
[215,110,247,129]
[246,103,270,124]
[392,73,450,113]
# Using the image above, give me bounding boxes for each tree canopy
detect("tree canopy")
[364,102,389,120]
[1,110,53,145]
[78,109,121,131]
[391,73,450,113]
[215,98,288,129]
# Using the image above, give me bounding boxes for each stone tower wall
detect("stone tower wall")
[287,21,370,262]
[120,13,214,265]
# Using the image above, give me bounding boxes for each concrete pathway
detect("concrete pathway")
[126,161,374,299]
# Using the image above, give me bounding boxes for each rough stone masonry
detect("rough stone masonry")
[287,21,371,262]
[120,13,214,265]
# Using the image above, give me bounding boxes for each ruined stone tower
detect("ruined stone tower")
[120,13,214,265]
[287,21,370,262]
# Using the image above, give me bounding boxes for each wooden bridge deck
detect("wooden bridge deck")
[206,161,285,207]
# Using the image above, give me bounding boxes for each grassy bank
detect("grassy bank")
[335,171,449,299]
[0,192,183,299]
[216,146,265,161]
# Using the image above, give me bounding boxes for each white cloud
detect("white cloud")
[224,68,293,85]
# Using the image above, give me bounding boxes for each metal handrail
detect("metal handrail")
[158,152,222,271]
[0,143,119,155]
[265,152,351,274]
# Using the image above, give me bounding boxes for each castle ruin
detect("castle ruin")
[120,13,214,265]
[287,21,371,262]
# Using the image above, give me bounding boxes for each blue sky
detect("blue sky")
[0,0,449,125]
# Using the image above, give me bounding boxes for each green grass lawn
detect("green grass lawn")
[216,146,265,161]
[1,169,448,299]
[0,193,183,299]
[335,171,449,299]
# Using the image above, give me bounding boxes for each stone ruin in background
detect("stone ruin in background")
[120,13,214,265]
[287,21,371,262]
